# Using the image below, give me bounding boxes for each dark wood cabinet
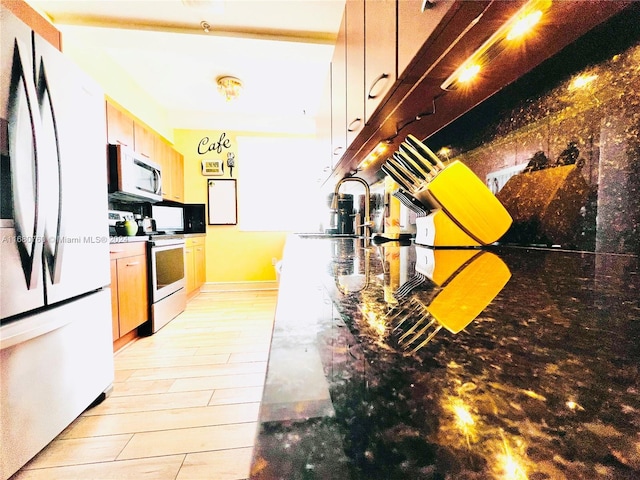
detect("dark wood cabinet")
[330,11,347,168]
[364,0,397,123]
[397,0,455,78]
[345,0,365,145]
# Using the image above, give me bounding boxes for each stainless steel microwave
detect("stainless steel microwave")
[108,144,162,202]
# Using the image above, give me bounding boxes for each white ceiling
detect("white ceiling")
[26,0,345,133]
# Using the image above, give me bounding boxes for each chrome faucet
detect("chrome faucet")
[332,176,372,238]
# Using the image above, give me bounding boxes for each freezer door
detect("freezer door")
[1,289,114,479]
[33,28,111,304]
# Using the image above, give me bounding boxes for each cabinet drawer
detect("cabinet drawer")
[109,241,147,260]
[186,236,205,248]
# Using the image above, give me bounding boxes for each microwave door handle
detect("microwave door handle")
[36,58,64,284]
[155,168,162,196]
[8,38,45,290]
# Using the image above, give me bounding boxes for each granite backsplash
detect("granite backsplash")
[428,8,639,255]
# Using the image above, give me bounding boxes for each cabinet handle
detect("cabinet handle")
[333,146,344,156]
[125,261,140,266]
[367,73,390,99]
[347,118,362,132]
[116,140,129,147]
[140,152,150,158]
[109,249,124,253]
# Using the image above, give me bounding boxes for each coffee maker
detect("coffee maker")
[328,193,354,235]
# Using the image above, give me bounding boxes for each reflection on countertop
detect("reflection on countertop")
[109,235,149,243]
[251,234,640,480]
[108,233,206,244]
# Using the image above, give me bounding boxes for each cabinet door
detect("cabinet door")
[154,139,173,200]
[116,254,148,336]
[134,121,155,159]
[330,11,347,168]
[110,259,120,340]
[106,101,134,148]
[171,150,184,203]
[194,242,206,289]
[398,0,455,77]
[364,0,397,123]
[185,246,195,294]
[345,0,365,145]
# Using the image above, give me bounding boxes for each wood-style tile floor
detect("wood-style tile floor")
[12,289,278,480]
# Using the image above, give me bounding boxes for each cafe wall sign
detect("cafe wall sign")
[199,132,235,177]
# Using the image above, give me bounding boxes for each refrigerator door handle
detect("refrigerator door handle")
[36,56,64,284]
[8,38,45,290]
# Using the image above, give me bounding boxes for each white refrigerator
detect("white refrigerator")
[0,6,114,478]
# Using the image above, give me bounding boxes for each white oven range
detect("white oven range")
[145,236,187,334]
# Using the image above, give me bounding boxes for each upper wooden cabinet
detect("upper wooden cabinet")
[345,0,365,145]
[397,0,456,76]
[106,99,184,203]
[170,148,184,203]
[154,136,184,203]
[1,0,61,50]
[133,121,155,159]
[105,101,134,148]
[364,0,397,124]
[330,11,347,167]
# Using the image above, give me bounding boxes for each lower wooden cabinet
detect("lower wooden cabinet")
[110,242,149,346]
[185,236,206,298]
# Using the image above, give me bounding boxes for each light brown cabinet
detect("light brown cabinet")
[185,236,206,298]
[154,136,184,203]
[133,120,155,159]
[170,148,185,202]
[106,99,184,203]
[106,101,134,148]
[110,242,148,344]
[1,0,61,50]
[106,101,156,159]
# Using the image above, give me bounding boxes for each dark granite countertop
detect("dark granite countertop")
[108,232,205,244]
[251,235,640,480]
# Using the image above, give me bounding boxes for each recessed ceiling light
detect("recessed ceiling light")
[181,0,224,14]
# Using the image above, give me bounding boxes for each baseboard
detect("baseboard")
[201,281,279,292]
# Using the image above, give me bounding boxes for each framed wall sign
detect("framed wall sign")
[208,179,237,225]
[202,159,224,176]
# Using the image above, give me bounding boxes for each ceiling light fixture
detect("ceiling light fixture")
[441,0,551,91]
[182,0,225,14]
[216,76,243,102]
